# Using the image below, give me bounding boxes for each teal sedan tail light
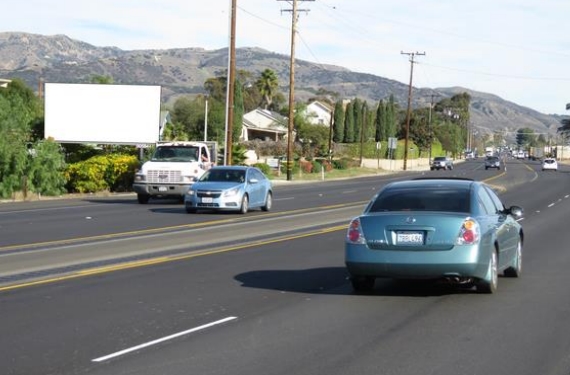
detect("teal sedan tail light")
[347,218,366,244]
[456,218,480,245]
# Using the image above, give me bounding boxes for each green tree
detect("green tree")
[90,75,114,84]
[27,139,67,196]
[385,95,398,140]
[256,69,279,110]
[233,79,244,142]
[204,75,227,102]
[516,128,535,147]
[0,79,43,198]
[375,100,386,142]
[344,101,355,143]
[408,109,431,157]
[352,98,363,144]
[332,100,345,143]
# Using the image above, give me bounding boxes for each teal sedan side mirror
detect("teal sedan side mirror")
[507,205,523,219]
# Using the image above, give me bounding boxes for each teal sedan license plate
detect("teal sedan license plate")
[396,231,424,245]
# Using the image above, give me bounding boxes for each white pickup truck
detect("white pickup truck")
[133,141,217,204]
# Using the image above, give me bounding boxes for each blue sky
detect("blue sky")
[5,0,569,115]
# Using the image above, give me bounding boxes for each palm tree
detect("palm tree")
[256,69,279,110]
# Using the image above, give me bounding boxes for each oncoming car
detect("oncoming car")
[430,156,454,170]
[345,178,524,294]
[484,156,501,170]
[184,166,272,214]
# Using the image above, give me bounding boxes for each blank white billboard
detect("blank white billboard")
[44,83,162,144]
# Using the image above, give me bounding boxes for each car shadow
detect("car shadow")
[234,267,476,297]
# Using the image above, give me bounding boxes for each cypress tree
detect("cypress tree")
[344,101,355,143]
[375,100,385,142]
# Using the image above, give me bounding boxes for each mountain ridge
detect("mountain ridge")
[0,32,564,140]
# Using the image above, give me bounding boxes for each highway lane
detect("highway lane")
[0,157,525,248]
[0,172,410,247]
[2,158,570,374]
[0,158,554,288]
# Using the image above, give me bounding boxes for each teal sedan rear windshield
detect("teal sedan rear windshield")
[369,188,470,213]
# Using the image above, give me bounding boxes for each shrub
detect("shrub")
[253,162,271,175]
[65,154,139,193]
[332,157,353,170]
[299,160,313,173]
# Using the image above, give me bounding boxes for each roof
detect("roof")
[242,108,287,133]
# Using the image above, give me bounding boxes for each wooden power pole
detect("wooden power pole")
[225,0,237,165]
[279,0,313,180]
[401,51,425,171]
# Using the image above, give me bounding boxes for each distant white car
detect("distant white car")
[542,158,558,171]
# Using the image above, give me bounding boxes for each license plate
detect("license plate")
[396,231,424,245]
[158,186,168,192]
[201,197,213,203]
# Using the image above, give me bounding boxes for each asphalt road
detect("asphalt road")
[2,157,570,375]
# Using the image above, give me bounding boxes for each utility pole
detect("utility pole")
[204,95,209,142]
[427,92,439,163]
[401,51,425,171]
[279,0,313,180]
[224,0,237,165]
[328,106,334,161]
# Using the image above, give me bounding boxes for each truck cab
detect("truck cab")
[133,141,217,204]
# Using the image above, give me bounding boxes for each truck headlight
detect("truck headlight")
[134,174,146,182]
[181,176,197,183]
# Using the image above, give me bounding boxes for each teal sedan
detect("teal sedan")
[345,178,524,294]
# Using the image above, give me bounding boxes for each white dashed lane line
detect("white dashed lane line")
[92,316,238,363]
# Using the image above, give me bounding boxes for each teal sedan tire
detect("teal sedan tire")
[350,276,375,293]
[477,250,498,294]
[504,240,522,277]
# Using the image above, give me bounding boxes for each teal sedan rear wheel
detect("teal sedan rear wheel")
[504,240,522,277]
[350,276,375,293]
[476,250,498,294]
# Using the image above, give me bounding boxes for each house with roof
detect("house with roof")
[0,79,11,88]
[241,108,288,141]
[305,100,333,127]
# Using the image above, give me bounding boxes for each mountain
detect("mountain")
[0,32,564,141]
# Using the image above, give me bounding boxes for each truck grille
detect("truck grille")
[147,170,182,183]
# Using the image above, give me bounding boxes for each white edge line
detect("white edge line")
[92,316,238,363]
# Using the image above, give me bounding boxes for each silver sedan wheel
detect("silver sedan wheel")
[261,192,272,212]
[239,194,249,214]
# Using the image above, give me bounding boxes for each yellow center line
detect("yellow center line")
[0,203,364,253]
[0,224,348,292]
